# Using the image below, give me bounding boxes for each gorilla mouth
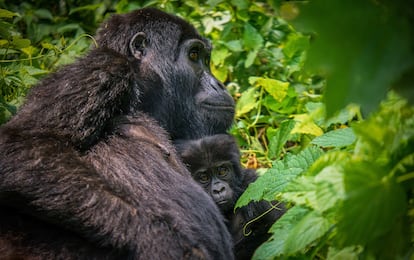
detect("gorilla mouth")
[201,102,234,111]
[216,199,229,205]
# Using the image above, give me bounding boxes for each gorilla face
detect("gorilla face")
[97,8,235,141]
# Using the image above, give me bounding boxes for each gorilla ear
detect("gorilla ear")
[129,32,147,60]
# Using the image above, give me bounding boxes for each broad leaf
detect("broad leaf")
[311,127,356,148]
[337,161,406,246]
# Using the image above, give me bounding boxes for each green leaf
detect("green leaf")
[250,77,289,102]
[236,146,324,208]
[337,161,406,246]
[211,47,230,66]
[311,127,356,148]
[285,145,325,170]
[34,9,53,20]
[22,66,49,76]
[235,167,303,208]
[266,119,295,158]
[283,33,310,58]
[253,206,310,259]
[291,113,324,136]
[11,37,31,49]
[224,40,243,52]
[243,23,263,50]
[327,246,363,260]
[0,9,18,19]
[284,210,331,254]
[244,49,258,68]
[69,4,102,14]
[235,87,258,117]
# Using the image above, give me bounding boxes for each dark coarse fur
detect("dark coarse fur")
[0,8,235,260]
[175,134,285,260]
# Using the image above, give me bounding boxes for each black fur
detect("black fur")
[0,8,235,260]
[175,134,285,260]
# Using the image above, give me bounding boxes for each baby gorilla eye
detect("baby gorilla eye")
[217,166,229,177]
[197,172,210,183]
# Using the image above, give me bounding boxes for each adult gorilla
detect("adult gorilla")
[0,8,235,260]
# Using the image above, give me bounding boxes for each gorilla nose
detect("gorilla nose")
[213,185,225,194]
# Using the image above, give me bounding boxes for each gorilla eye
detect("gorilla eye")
[197,172,210,183]
[189,48,200,62]
[217,166,229,177]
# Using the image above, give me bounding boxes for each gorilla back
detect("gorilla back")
[0,8,234,260]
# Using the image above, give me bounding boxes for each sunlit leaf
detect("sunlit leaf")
[250,77,289,102]
[291,113,324,136]
[211,47,230,66]
[235,87,258,117]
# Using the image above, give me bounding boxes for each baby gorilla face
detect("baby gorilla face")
[192,162,235,212]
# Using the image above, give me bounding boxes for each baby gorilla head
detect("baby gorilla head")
[174,134,245,213]
[192,158,235,211]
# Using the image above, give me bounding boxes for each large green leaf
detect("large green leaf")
[284,210,331,254]
[311,127,356,148]
[337,161,406,246]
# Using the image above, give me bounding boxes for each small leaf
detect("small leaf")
[291,113,324,136]
[235,87,258,117]
[267,119,295,158]
[244,50,257,68]
[311,127,356,148]
[211,65,228,82]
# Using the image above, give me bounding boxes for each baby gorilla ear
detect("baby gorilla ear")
[129,32,147,60]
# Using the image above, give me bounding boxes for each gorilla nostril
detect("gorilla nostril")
[213,186,225,194]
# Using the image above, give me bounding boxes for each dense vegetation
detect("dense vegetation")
[1,0,413,259]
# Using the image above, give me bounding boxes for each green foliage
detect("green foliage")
[293,0,414,116]
[1,0,413,259]
[245,94,414,259]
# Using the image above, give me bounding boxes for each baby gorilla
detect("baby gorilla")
[175,134,285,260]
